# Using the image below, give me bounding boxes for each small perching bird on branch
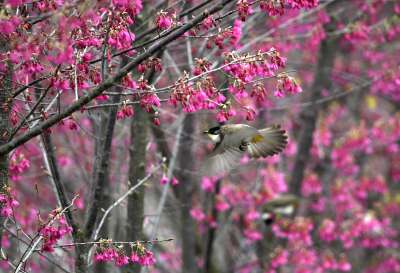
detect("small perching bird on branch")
[201,124,288,176]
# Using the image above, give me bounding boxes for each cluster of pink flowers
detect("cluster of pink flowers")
[301,174,322,197]
[190,207,207,223]
[237,0,253,21]
[137,57,163,74]
[9,149,30,182]
[200,177,218,192]
[159,174,179,186]
[39,215,72,252]
[260,0,318,16]
[338,214,398,250]
[94,242,155,267]
[155,10,174,30]
[272,217,314,246]
[0,191,19,217]
[273,74,303,97]
[61,117,79,131]
[117,103,135,120]
[112,0,143,16]
[167,48,302,122]
[140,93,161,112]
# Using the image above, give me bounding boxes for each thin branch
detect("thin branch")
[52,238,173,249]
[8,65,61,140]
[92,161,164,242]
[11,76,51,98]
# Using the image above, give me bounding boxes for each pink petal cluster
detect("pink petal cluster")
[95,246,155,267]
[39,216,72,252]
[0,192,19,217]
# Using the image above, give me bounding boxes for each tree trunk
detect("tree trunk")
[0,35,12,251]
[289,7,340,194]
[78,91,120,273]
[176,113,198,273]
[124,103,148,273]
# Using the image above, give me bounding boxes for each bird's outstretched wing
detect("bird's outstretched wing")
[247,125,288,158]
[200,146,244,177]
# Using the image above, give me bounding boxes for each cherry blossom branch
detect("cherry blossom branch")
[7,1,216,99]
[14,196,78,273]
[3,226,71,273]
[90,0,217,63]
[0,0,235,156]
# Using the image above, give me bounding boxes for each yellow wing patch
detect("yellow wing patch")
[251,134,264,143]
[365,95,377,110]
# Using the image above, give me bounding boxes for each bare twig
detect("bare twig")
[93,161,164,242]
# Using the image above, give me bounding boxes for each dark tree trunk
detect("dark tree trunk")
[77,91,120,273]
[124,104,148,273]
[0,35,12,251]
[289,7,340,194]
[176,113,198,273]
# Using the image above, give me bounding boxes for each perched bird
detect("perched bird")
[201,124,288,176]
[261,194,299,225]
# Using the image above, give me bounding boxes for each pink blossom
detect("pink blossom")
[138,250,155,266]
[231,19,243,46]
[190,207,206,222]
[5,0,26,8]
[245,107,256,121]
[160,174,168,185]
[245,210,260,222]
[201,177,216,192]
[271,249,289,268]
[244,228,262,241]
[301,174,322,197]
[170,177,179,186]
[319,219,336,242]
[215,197,230,212]
[115,254,130,266]
[155,11,173,30]
[39,215,72,252]
[237,0,252,21]
[130,252,140,263]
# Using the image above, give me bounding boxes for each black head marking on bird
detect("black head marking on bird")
[205,126,221,135]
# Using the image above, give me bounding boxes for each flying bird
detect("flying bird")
[261,194,299,225]
[202,124,288,176]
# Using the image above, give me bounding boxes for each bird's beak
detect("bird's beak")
[203,130,209,134]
